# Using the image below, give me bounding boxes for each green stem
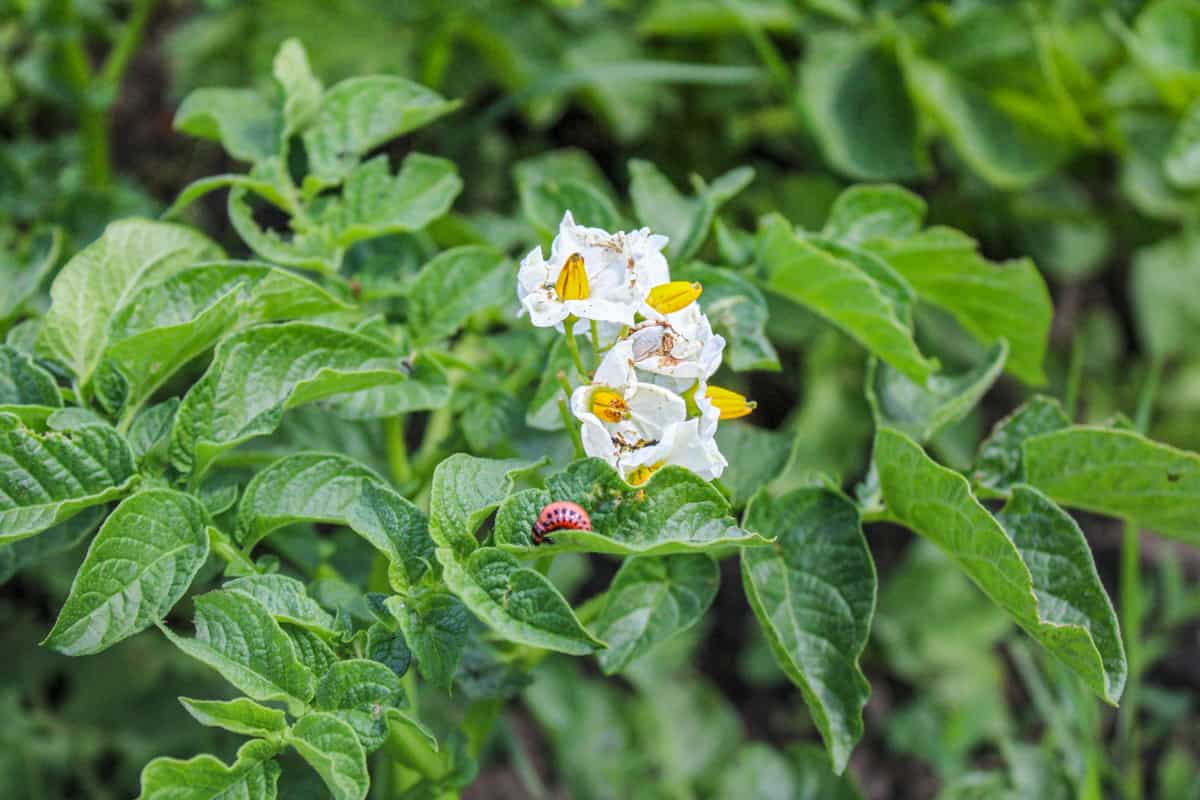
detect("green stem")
[1134,356,1164,434]
[60,32,110,189]
[1117,357,1161,800]
[559,400,585,459]
[384,417,412,486]
[209,528,259,576]
[719,0,792,95]
[1118,519,1142,800]
[1065,334,1085,421]
[562,317,589,378]
[589,319,601,353]
[100,0,157,88]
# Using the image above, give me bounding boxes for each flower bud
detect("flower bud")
[646,281,702,314]
[554,252,590,301]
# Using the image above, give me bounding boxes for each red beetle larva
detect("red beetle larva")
[531,501,592,545]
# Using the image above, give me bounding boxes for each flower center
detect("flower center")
[627,461,664,486]
[590,388,629,423]
[646,281,702,314]
[706,385,757,420]
[554,252,590,301]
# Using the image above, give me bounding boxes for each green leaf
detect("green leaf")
[236,452,432,588]
[428,454,541,559]
[759,215,936,383]
[335,154,462,246]
[367,622,411,677]
[1166,98,1200,188]
[520,177,624,240]
[227,187,339,273]
[406,246,509,345]
[0,344,60,413]
[163,173,292,220]
[137,739,281,800]
[168,323,409,478]
[314,658,404,751]
[0,506,103,584]
[875,427,1126,704]
[0,227,61,326]
[389,591,469,691]
[494,458,769,556]
[0,412,136,543]
[437,547,603,655]
[43,490,210,655]
[628,159,754,261]
[675,263,779,372]
[714,422,794,508]
[994,486,1126,702]
[161,589,316,714]
[287,712,369,800]
[1131,232,1200,357]
[902,55,1070,189]
[302,76,459,187]
[741,489,875,773]
[823,184,926,245]
[972,396,1070,493]
[37,220,223,387]
[96,262,347,414]
[866,228,1052,385]
[594,554,719,675]
[273,38,323,138]
[717,743,862,800]
[175,88,281,163]
[225,574,336,635]
[867,341,1008,443]
[1023,427,1200,544]
[286,624,338,679]
[179,697,289,740]
[513,150,622,239]
[127,398,180,467]
[329,351,451,419]
[801,34,927,181]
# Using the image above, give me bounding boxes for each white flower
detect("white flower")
[627,302,726,380]
[517,211,670,329]
[655,417,727,481]
[571,340,686,477]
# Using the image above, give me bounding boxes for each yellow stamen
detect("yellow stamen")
[627,461,664,486]
[646,281,702,314]
[555,253,590,301]
[706,385,756,420]
[590,388,629,423]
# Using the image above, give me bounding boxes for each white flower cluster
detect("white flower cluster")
[518,211,754,485]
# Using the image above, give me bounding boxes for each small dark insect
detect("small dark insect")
[532,501,592,545]
[1167,471,1182,483]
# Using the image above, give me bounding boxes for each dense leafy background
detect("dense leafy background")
[2,1,1200,799]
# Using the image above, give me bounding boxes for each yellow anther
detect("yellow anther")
[646,281,702,314]
[627,462,664,486]
[590,388,629,423]
[555,253,590,301]
[705,385,757,420]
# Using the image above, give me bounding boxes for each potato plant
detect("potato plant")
[2,16,1200,800]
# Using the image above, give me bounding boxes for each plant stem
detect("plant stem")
[384,417,412,486]
[1117,358,1163,799]
[561,317,589,378]
[1065,333,1085,420]
[558,400,585,458]
[209,528,259,576]
[100,0,157,89]
[589,318,601,352]
[1118,518,1142,800]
